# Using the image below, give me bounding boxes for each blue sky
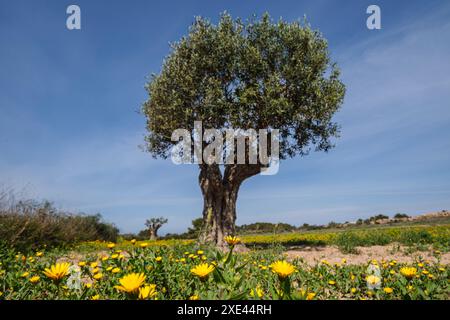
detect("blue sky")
[1,0,450,234]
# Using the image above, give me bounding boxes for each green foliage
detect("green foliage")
[363,214,390,224]
[1,243,448,300]
[394,213,410,219]
[334,232,360,254]
[236,222,296,234]
[0,199,119,252]
[241,225,450,253]
[142,12,345,161]
[399,229,433,246]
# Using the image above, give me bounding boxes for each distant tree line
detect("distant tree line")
[127,212,412,240]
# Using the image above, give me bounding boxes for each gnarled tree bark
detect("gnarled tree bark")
[198,163,261,247]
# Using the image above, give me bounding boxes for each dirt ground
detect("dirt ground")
[60,244,449,267]
[284,244,449,265]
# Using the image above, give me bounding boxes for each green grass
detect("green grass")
[240,224,450,253]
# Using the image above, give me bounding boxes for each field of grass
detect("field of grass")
[1,241,449,300]
[241,224,450,253]
[1,224,449,300]
[74,223,450,254]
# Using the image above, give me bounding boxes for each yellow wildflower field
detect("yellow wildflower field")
[0,227,449,300]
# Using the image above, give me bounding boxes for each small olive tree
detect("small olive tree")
[145,217,168,240]
[142,13,345,246]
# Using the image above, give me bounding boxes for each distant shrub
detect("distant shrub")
[236,222,297,234]
[394,213,409,219]
[0,195,118,251]
[334,232,360,254]
[399,229,433,246]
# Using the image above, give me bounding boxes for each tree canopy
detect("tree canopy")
[142,13,345,161]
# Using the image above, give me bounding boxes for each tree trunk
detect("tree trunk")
[198,163,260,247]
[149,228,158,240]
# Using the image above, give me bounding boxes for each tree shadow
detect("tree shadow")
[244,239,327,250]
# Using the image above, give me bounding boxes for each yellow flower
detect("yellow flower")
[270,261,296,279]
[43,262,71,281]
[138,284,157,299]
[36,252,43,257]
[306,292,316,300]
[107,243,116,249]
[384,287,393,294]
[366,275,381,289]
[351,288,357,294]
[418,263,424,268]
[201,256,207,261]
[115,273,146,293]
[90,262,98,268]
[130,239,136,244]
[111,254,119,259]
[93,273,103,280]
[224,235,241,246]
[102,256,108,261]
[197,250,204,255]
[106,266,113,271]
[189,295,199,300]
[155,256,162,262]
[422,270,429,275]
[400,267,417,279]
[190,263,215,279]
[85,283,92,289]
[21,272,30,278]
[112,267,121,274]
[250,287,264,298]
[321,259,330,265]
[92,267,100,274]
[29,276,40,284]
[78,261,86,267]
[90,294,100,300]
[140,242,149,248]
[328,280,336,285]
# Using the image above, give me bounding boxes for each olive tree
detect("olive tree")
[142,13,345,246]
[145,217,168,240]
